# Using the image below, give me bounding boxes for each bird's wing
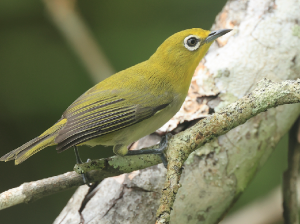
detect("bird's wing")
[55,89,172,152]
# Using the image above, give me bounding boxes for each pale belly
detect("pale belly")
[82,96,183,148]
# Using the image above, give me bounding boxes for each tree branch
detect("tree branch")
[155,78,300,224]
[0,171,81,210]
[0,151,161,210]
[1,78,300,214]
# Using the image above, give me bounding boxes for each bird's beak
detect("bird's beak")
[205,29,232,43]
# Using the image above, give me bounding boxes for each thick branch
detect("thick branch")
[155,78,300,224]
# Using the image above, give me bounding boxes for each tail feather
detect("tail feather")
[0,118,67,165]
[14,135,57,165]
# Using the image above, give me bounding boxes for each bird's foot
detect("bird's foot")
[74,146,93,187]
[126,133,172,168]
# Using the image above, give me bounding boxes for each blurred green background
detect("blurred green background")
[0,0,290,223]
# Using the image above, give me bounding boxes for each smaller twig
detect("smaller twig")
[42,0,114,83]
[282,117,300,224]
[74,144,162,174]
[0,171,82,210]
[0,153,161,210]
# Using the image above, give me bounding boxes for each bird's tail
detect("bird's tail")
[0,118,67,165]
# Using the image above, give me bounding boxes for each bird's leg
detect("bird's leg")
[126,133,172,168]
[74,146,92,187]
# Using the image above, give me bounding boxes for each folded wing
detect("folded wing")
[55,90,171,152]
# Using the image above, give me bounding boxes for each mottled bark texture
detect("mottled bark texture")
[54,0,300,223]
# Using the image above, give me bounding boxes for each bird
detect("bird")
[0,28,231,184]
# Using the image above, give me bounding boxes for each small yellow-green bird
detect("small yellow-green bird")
[0,28,231,183]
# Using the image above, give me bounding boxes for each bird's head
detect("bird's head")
[149,28,232,75]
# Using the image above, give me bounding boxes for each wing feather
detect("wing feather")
[55,91,170,152]
[57,111,137,151]
[61,106,135,134]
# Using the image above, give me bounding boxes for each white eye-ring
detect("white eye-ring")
[184,35,200,51]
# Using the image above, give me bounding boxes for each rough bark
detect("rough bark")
[54,0,300,223]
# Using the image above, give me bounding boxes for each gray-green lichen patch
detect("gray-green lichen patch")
[214,93,238,112]
[74,153,162,175]
[215,68,230,78]
[109,154,162,173]
[186,140,221,165]
[293,24,300,38]
[74,159,106,174]
[108,154,161,173]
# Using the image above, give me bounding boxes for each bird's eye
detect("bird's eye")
[187,37,197,47]
[184,35,200,51]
